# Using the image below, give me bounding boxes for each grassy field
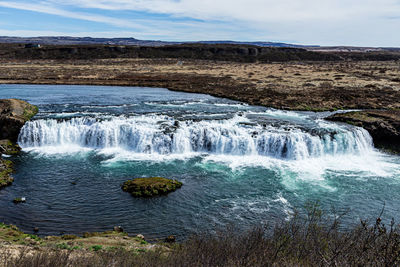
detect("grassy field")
[0,58,399,111]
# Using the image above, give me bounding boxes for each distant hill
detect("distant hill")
[197,40,315,48]
[1,36,399,52]
[0,36,314,48]
[0,36,175,46]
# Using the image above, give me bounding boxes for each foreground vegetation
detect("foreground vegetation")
[1,204,400,266]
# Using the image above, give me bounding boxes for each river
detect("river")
[0,84,399,239]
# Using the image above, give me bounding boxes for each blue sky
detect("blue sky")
[0,0,399,46]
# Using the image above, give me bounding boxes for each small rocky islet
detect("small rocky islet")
[122,177,183,197]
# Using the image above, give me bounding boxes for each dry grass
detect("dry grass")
[1,58,399,111]
[1,59,399,92]
[2,204,400,266]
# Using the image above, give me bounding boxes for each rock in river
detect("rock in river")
[122,177,183,197]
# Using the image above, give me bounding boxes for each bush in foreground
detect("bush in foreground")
[1,204,400,266]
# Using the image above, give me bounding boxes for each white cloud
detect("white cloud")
[0,1,146,28]
[1,0,400,45]
[51,0,400,23]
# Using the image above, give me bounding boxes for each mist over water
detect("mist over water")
[0,84,400,238]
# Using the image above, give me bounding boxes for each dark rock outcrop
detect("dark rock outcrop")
[122,177,183,197]
[0,99,38,143]
[327,110,400,153]
[165,235,176,243]
[0,99,38,189]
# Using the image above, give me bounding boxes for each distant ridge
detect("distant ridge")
[0,36,313,48]
[0,36,174,46]
[197,40,316,48]
[0,36,398,52]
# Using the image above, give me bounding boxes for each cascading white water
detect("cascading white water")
[18,115,374,160]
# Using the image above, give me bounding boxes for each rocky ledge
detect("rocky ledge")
[0,99,38,143]
[122,177,183,197]
[0,99,38,189]
[327,110,400,153]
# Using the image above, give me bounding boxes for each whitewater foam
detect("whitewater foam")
[18,114,374,162]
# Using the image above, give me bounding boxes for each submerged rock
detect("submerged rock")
[113,226,124,233]
[327,110,400,153]
[122,177,183,197]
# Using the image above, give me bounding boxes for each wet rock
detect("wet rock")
[122,177,183,197]
[13,197,26,203]
[327,110,400,153]
[165,235,176,243]
[33,227,39,233]
[136,234,145,240]
[113,226,124,233]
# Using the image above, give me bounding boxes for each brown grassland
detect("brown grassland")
[0,58,399,111]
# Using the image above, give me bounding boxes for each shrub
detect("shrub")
[91,245,103,251]
[2,204,400,266]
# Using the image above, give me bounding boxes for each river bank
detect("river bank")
[2,208,400,267]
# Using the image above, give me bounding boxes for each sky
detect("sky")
[0,0,399,46]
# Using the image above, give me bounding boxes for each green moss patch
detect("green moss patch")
[0,139,21,155]
[122,177,183,197]
[0,223,41,244]
[0,159,14,189]
[22,104,39,121]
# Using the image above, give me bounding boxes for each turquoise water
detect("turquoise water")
[0,84,399,239]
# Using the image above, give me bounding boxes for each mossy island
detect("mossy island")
[122,177,182,197]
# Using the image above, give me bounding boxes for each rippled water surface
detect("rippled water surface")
[0,84,400,238]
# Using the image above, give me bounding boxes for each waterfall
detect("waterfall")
[18,115,374,160]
